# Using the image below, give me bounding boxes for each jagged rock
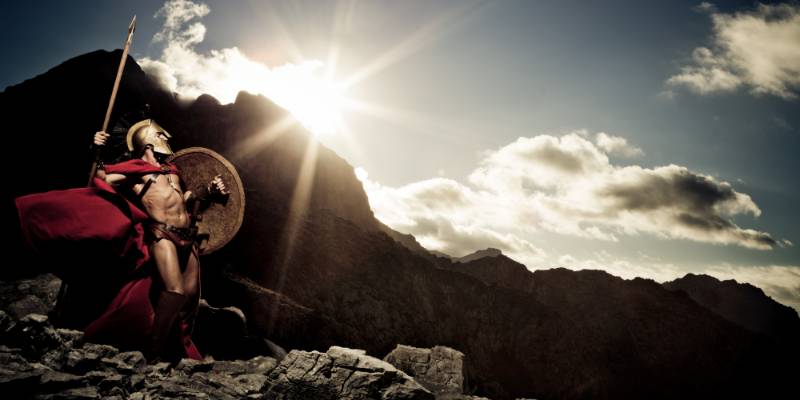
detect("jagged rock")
[212,355,278,376]
[7,314,64,359]
[129,374,146,391]
[96,373,127,394]
[36,386,101,399]
[176,357,215,374]
[0,310,14,334]
[144,378,210,398]
[0,274,61,319]
[266,346,434,400]
[8,294,50,319]
[100,351,146,374]
[39,370,89,391]
[56,329,83,347]
[64,343,119,374]
[384,345,465,396]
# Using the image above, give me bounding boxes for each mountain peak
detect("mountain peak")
[456,248,503,263]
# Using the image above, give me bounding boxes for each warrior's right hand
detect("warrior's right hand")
[94,131,110,147]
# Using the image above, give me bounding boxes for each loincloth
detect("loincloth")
[147,222,198,253]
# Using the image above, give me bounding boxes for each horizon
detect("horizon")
[2,0,798,311]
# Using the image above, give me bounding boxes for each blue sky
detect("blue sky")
[2,0,799,309]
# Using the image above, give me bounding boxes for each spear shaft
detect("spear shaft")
[87,15,137,186]
[57,15,137,326]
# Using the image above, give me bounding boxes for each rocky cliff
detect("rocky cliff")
[2,50,798,400]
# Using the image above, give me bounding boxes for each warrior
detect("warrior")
[16,119,228,361]
[93,120,226,359]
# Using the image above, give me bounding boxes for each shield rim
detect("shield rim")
[167,146,245,255]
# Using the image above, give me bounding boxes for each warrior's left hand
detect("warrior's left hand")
[208,175,229,197]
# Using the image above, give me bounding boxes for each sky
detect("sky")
[2,0,799,310]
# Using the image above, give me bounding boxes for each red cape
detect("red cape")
[15,159,201,360]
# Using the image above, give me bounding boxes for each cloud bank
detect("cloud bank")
[360,132,786,260]
[139,0,341,134]
[666,3,800,99]
[360,132,796,308]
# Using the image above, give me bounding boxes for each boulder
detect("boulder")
[266,346,434,400]
[384,345,465,396]
[0,274,61,319]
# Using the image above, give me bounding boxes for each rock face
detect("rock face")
[0,274,61,319]
[0,310,434,400]
[266,346,433,400]
[384,345,464,396]
[4,50,800,400]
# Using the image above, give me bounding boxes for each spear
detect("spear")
[56,15,136,325]
[87,15,137,186]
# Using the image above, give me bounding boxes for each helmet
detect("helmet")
[126,119,173,157]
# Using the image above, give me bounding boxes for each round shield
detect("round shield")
[167,147,245,255]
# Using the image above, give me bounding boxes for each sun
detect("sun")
[224,59,347,137]
[287,72,347,137]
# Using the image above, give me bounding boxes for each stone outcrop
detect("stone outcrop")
[266,346,433,400]
[384,345,464,396]
[0,274,60,319]
[0,310,436,399]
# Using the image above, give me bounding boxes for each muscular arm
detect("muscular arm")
[95,169,127,186]
[92,130,127,186]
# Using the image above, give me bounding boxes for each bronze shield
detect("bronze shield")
[167,147,245,255]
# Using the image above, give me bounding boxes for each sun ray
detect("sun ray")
[230,113,299,162]
[265,137,320,331]
[246,0,306,62]
[342,1,491,89]
[342,97,493,147]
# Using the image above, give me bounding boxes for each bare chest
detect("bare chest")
[133,173,184,205]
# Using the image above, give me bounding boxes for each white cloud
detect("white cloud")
[667,3,800,99]
[595,132,644,158]
[360,131,787,261]
[356,167,546,264]
[139,0,343,134]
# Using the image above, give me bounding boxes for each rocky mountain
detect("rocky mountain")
[456,248,503,264]
[3,50,798,400]
[445,250,535,293]
[664,273,800,348]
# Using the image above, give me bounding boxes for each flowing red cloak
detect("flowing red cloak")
[15,159,201,360]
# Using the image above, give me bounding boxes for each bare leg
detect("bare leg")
[152,239,184,294]
[149,239,188,360]
[182,250,200,300]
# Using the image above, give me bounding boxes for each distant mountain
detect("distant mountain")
[664,273,800,348]
[456,248,503,263]
[446,250,536,293]
[3,50,797,400]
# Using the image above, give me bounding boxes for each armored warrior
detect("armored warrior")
[16,119,228,361]
[96,120,227,359]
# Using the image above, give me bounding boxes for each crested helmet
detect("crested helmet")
[126,119,173,157]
